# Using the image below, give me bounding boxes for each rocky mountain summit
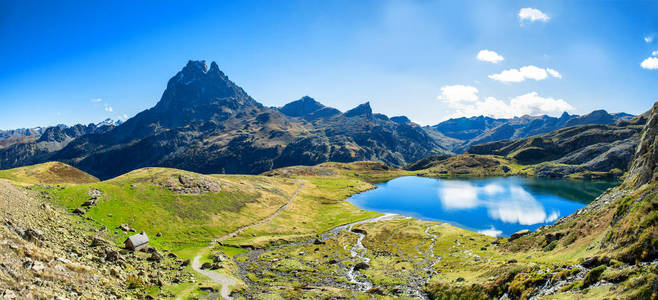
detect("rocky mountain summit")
[2,61,443,180]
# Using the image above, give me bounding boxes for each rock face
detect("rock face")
[2,60,445,179]
[624,102,658,188]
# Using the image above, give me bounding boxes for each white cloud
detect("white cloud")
[119,114,128,120]
[518,8,550,23]
[438,85,479,103]
[478,226,502,238]
[104,104,113,112]
[546,68,562,79]
[476,50,504,63]
[438,88,574,119]
[652,50,658,56]
[489,65,561,83]
[90,98,102,103]
[641,57,658,70]
[645,35,654,43]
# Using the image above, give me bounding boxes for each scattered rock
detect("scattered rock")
[200,262,212,269]
[581,256,610,269]
[91,236,111,247]
[180,259,190,267]
[81,199,97,207]
[88,189,102,198]
[545,232,565,243]
[23,228,44,243]
[354,262,369,271]
[73,208,86,215]
[148,252,163,262]
[164,175,221,194]
[156,232,162,237]
[366,287,385,295]
[105,248,120,262]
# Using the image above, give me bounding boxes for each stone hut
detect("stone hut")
[124,232,149,251]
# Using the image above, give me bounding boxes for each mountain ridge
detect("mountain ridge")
[12,60,444,179]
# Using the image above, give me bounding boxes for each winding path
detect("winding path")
[188,181,304,300]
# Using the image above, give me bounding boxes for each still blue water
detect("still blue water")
[348,176,615,237]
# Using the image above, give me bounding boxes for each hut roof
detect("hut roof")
[125,232,149,248]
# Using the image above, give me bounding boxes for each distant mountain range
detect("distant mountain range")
[424,111,633,153]
[0,60,639,179]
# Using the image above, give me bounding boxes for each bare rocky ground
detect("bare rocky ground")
[0,180,193,299]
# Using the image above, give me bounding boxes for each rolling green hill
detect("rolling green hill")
[0,161,99,185]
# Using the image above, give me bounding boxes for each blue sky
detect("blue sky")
[0,0,656,129]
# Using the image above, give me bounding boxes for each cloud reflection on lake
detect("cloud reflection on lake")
[348,176,613,237]
[438,180,560,226]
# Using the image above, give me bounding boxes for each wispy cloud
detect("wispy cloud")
[645,35,654,43]
[652,50,658,56]
[90,98,102,103]
[489,65,562,83]
[641,57,658,70]
[518,8,550,23]
[104,103,114,112]
[476,50,504,64]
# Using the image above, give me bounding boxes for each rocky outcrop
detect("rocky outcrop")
[624,102,658,188]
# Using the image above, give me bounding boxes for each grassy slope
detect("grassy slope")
[223,162,407,248]
[42,167,299,251]
[0,161,99,185]
[5,157,653,299]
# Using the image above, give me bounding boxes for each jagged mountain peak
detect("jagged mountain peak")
[344,102,372,118]
[153,60,256,119]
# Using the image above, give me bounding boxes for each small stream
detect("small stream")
[339,214,397,291]
[235,213,397,292]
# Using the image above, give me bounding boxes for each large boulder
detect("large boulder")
[509,229,531,241]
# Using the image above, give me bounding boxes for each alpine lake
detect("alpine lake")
[348,176,616,237]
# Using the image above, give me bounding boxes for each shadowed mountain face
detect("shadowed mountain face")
[466,111,649,178]
[425,111,633,153]
[3,61,444,179]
